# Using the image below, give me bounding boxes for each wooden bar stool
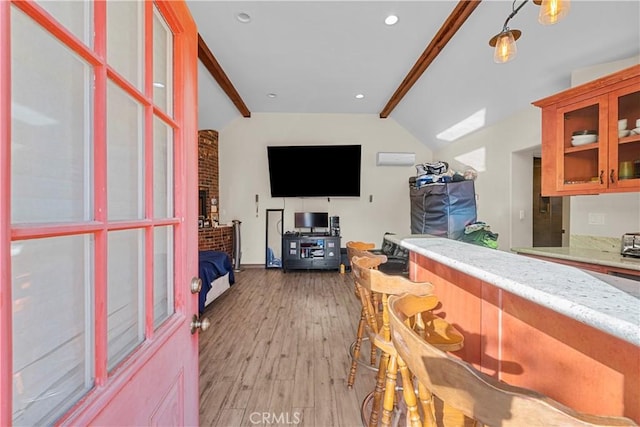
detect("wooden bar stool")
[345,241,384,389]
[351,256,465,427]
[388,293,638,427]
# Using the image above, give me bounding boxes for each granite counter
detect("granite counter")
[386,235,640,422]
[387,235,639,346]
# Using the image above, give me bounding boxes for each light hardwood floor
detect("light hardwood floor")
[199,268,377,427]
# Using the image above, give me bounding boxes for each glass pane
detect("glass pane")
[153,7,173,116]
[107,229,145,371]
[153,226,174,328]
[12,235,93,425]
[563,104,600,184]
[106,0,143,90]
[11,7,92,224]
[35,0,93,46]
[153,116,173,218]
[107,81,144,220]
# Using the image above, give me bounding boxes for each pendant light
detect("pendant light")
[489,29,521,64]
[489,0,570,63]
[536,0,570,25]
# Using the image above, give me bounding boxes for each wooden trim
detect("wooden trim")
[197,33,251,118]
[144,0,155,341]
[380,0,482,118]
[532,64,640,108]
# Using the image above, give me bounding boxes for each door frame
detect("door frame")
[0,1,200,425]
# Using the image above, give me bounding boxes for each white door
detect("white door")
[0,1,201,425]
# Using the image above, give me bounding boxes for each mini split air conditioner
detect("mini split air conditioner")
[376,152,415,166]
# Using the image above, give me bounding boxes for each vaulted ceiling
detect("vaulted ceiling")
[188,1,640,152]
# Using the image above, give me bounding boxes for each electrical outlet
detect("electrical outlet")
[588,213,605,225]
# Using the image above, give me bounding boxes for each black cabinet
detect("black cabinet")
[282,234,341,272]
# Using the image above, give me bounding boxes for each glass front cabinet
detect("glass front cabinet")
[534,65,640,196]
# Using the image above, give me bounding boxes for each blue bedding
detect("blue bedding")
[198,250,235,313]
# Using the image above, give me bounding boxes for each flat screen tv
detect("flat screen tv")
[267,145,361,197]
[294,212,329,229]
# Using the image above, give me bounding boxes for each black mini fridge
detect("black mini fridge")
[409,180,477,239]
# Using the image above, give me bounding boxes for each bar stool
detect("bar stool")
[345,241,383,389]
[351,256,465,427]
[388,293,638,427]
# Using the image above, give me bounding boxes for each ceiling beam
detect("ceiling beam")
[380,0,482,119]
[197,33,251,118]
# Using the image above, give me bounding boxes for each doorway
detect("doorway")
[2,2,200,425]
[532,158,564,247]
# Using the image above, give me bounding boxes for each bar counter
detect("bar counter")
[387,235,639,423]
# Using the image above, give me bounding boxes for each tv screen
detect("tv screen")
[294,212,329,229]
[267,145,361,197]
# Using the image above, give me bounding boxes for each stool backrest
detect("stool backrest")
[388,294,638,427]
[351,256,433,297]
[345,241,376,264]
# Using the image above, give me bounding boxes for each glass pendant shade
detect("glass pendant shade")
[538,0,570,25]
[493,31,517,63]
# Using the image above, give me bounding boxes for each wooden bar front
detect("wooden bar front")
[409,251,640,423]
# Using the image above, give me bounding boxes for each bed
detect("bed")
[198,250,235,313]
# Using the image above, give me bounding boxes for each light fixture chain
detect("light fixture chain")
[503,0,530,31]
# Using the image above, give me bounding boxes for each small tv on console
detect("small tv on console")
[267,145,361,197]
[294,212,329,229]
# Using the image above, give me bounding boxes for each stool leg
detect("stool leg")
[380,353,398,427]
[398,356,421,427]
[369,351,389,427]
[417,381,437,427]
[348,307,367,388]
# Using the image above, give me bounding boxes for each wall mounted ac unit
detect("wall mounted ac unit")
[376,152,415,166]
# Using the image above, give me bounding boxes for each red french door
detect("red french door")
[0,1,200,425]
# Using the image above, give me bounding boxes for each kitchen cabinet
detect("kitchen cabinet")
[533,65,640,196]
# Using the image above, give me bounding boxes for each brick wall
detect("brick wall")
[198,129,234,260]
[198,225,233,261]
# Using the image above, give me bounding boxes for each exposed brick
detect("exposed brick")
[198,129,233,260]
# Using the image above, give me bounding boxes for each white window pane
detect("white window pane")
[107,229,145,371]
[35,0,93,46]
[107,81,144,220]
[12,236,93,426]
[107,1,143,90]
[153,226,174,328]
[153,7,173,116]
[153,117,173,218]
[11,6,92,224]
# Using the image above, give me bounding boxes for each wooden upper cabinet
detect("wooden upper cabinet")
[533,65,640,196]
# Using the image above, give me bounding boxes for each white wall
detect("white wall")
[570,193,640,237]
[217,113,432,265]
[434,57,640,251]
[434,107,542,250]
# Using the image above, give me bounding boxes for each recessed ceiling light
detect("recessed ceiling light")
[236,12,251,23]
[385,15,398,26]
[355,93,365,99]
[267,93,277,98]
[153,82,165,88]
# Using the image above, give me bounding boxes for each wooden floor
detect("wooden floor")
[198,268,376,427]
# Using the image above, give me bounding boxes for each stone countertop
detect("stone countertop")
[511,246,640,272]
[386,235,640,347]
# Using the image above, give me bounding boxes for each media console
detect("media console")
[282,233,341,272]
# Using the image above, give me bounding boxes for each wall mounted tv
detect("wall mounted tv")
[267,145,361,197]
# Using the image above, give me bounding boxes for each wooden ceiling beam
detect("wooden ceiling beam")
[197,33,251,118]
[380,0,482,119]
